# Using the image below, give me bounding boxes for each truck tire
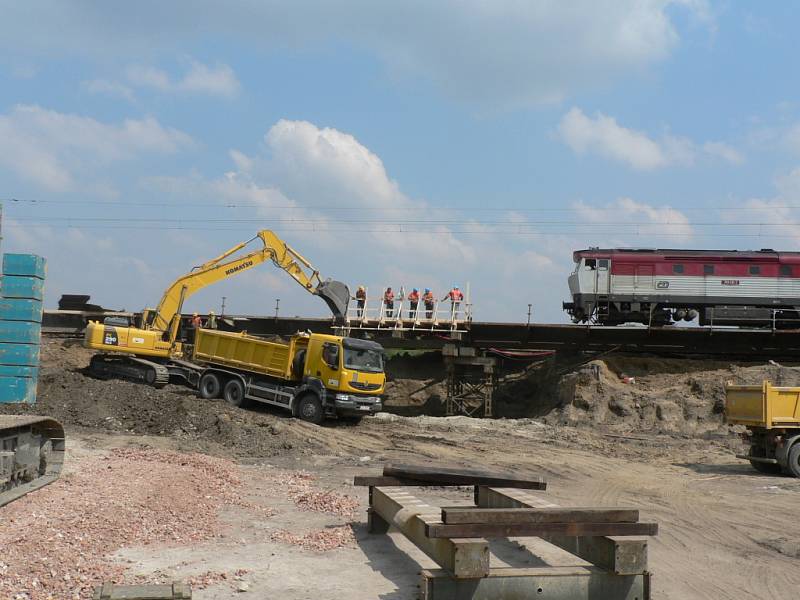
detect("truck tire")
[297,393,324,425]
[199,372,222,399]
[223,378,246,408]
[749,445,782,475]
[788,443,800,478]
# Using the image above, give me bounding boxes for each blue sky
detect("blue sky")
[2,2,800,322]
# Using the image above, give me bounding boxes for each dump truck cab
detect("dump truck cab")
[191,330,385,424]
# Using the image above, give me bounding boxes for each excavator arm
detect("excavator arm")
[147,230,349,339]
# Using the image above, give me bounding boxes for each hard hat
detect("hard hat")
[192,312,198,316]
[358,285,365,291]
[413,288,418,292]
[209,310,215,315]
[425,288,430,292]
[453,285,459,289]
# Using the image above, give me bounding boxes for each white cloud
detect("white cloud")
[0,1,710,109]
[0,104,194,191]
[84,79,136,102]
[574,197,693,242]
[126,60,240,97]
[702,141,744,165]
[558,107,743,170]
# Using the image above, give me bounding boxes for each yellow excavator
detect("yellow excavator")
[84,230,350,387]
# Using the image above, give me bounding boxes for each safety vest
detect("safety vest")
[449,289,463,301]
[423,292,434,303]
[408,291,420,301]
[384,291,394,301]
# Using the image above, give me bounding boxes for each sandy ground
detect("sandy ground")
[42,415,799,600]
[4,340,800,598]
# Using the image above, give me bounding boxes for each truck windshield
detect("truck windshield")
[344,348,384,373]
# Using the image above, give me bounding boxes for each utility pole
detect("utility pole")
[527,303,532,327]
[275,298,280,319]
[220,296,226,316]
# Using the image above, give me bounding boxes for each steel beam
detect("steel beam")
[420,567,649,600]
[426,521,657,539]
[477,487,648,576]
[371,487,490,578]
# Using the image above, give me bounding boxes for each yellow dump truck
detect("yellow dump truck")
[191,329,385,424]
[726,381,800,476]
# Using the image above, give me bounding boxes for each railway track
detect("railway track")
[43,310,800,360]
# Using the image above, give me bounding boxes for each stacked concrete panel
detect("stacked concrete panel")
[0,254,45,403]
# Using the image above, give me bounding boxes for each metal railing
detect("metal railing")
[345,286,472,332]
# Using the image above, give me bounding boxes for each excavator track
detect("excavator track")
[0,416,65,507]
[89,354,169,388]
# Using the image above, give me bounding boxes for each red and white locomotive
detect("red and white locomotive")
[563,248,800,327]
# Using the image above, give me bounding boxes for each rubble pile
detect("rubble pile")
[269,470,359,517]
[0,447,251,599]
[271,526,357,552]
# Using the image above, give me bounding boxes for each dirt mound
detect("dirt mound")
[383,351,447,416]
[0,340,318,458]
[551,357,800,434]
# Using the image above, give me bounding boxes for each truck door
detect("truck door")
[316,341,342,390]
[634,265,654,290]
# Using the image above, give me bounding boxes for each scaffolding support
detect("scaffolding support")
[443,345,497,418]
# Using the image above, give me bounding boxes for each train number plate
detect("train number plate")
[721,280,740,285]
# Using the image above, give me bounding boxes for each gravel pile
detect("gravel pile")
[0,447,253,599]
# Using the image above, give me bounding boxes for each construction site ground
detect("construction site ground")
[2,339,799,599]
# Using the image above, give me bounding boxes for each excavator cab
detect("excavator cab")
[316,280,350,323]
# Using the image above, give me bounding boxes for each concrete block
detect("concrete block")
[0,298,43,323]
[0,375,38,404]
[0,343,40,366]
[2,254,46,279]
[1,276,44,300]
[0,320,41,344]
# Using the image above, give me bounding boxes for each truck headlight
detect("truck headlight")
[335,393,349,401]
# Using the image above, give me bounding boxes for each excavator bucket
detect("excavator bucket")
[1,415,65,507]
[316,279,350,322]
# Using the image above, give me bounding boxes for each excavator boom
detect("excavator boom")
[149,230,349,336]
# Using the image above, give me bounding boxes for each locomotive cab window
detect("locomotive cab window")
[781,265,793,277]
[673,264,684,274]
[749,266,760,275]
[584,259,597,270]
[704,265,715,275]
[598,259,609,271]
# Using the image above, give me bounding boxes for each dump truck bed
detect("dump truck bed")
[193,329,302,380]
[726,381,800,429]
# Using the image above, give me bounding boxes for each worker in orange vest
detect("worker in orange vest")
[442,285,464,319]
[355,285,367,318]
[190,312,203,344]
[422,288,435,319]
[383,287,395,318]
[407,288,420,319]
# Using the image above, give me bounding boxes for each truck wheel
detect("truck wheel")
[223,379,246,408]
[788,443,800,478]
[199,372,221,399]
[297,394,324,425]
[749,445,782,475]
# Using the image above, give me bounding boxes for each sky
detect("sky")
[2,2,800,322]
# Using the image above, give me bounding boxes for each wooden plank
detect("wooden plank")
[420,567,649,600]
[425,521,658,539]
[441,506,640,525]
[370,486,490,578]
[477,487,649,575]
[383,463,547,490]
[353,475,430,487]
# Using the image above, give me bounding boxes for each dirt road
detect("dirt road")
[3,340,799,598]
[29,415,797,600]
